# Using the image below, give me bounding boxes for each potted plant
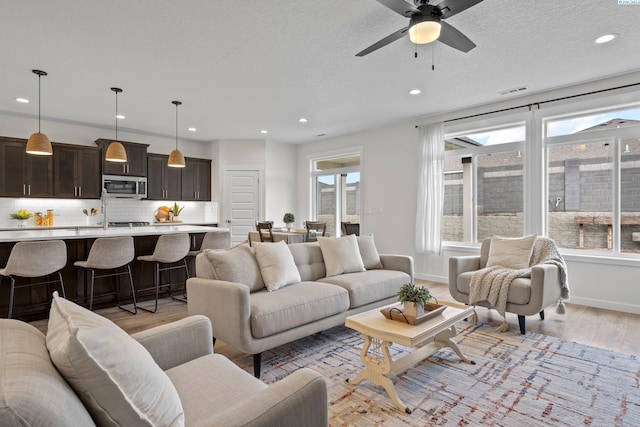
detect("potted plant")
[397,283,433,317]
[9,209,33,227]
[283,212,295,231]
[170,202,184,221]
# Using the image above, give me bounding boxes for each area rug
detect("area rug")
[234,322,640,426]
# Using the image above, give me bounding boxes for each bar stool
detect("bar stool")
[186,230,231,276]
[136,233,190,313]
[74,237,137,314]
[0,240,67,319]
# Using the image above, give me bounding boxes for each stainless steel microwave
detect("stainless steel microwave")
[102,175,147,198]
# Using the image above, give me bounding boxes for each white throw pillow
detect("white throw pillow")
[46,292,185,427]
[253,241,301,291]
[486,234,538,270]
[204,242,264,292]
[356,234,383,270]
[317,234,366,277]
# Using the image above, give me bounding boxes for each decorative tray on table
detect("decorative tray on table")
[381,303,446,325]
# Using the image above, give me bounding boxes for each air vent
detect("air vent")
[498,86,528,96]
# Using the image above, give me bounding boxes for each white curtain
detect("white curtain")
[415,122,445,255]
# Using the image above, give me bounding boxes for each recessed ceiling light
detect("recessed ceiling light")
[409,89,421,95]
[16,97,29,103]
[260,130,268,134]
[595,33,618,44]
[115,114,125,119]
[299,117,308,123]
[188,127,197,132]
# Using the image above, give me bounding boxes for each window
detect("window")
[545,106,640,254]
[443,124,525,243]
[311,154,360,236]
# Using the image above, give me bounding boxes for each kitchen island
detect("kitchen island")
[0,225,227,320]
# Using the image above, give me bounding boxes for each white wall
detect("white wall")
[265,140,297,227]
[293,73,640,316]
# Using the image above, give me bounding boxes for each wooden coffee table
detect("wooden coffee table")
[345,302,475,413]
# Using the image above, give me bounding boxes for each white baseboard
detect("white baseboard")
[415,273,448,283]
[567,296,640,315]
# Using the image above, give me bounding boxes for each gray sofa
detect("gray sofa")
[187,237,414,378]
[0,314,328,427]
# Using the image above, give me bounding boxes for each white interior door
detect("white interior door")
[224,169,260,245]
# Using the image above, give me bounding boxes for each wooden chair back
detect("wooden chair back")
[256,221,274,242]
[341,222,360,236]
[305,221,326,242]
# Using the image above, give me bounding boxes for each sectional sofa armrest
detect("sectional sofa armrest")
[199,368,328,427]
[380,254,414,282]
[132,315,213,371]
[187,277,255,352]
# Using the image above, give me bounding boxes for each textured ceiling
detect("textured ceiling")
[1,0,640,144]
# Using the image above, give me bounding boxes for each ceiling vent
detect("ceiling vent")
[498,86,528,96]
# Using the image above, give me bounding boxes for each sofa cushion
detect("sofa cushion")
[357,235,383,270]
[203,242,265,293]
[166,354,266,425]
[457,271,531,305]
[486,234,537,270]
[288,242,326,281]
[317,235,365,277]
[46,293,185,427]
[250,282,350,338]
[0,319,96,427]
[317,269,408,309]
[253,241,301,291]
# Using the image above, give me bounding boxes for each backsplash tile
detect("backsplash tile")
[0,198,218,228]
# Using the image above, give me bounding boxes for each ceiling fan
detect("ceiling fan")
[356,0,484,57]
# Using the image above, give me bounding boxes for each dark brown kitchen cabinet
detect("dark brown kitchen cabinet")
[147,154,181,200]
[0,137,53,197]
[181,157,211,201]
[95,138,148,177]
[53,144,102,199]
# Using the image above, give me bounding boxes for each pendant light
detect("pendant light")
[168,100,185,168]
[26,69,53,155]
[105,87,127,162]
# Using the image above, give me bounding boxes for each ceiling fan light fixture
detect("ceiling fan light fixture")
[408,15,441,44]
[168,100,186,168]
[106,87,128,163]
[26,69,53,156]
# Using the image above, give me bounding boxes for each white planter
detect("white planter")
[403,302,424,318]
[286,222,293,231]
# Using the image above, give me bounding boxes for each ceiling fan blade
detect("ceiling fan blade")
[374,0,420,17]
[356,27,409,57]
[435,0,484,19]
[437,20,476,52]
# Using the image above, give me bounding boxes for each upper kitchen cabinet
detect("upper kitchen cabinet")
[147,153,181,200]
[95,138,148,176]
[181,157,211,201]
[0,137,53,198]
[53,144,102,199]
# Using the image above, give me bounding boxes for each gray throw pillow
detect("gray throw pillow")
[204,242,265,292]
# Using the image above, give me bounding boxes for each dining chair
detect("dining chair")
[341,221,360,236]
[305,221,327,242]
[256,221,274,242]
[0,240,67,319]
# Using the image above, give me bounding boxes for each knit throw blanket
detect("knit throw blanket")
[469,237,569,332]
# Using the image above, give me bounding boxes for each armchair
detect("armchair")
[449,237,567,334]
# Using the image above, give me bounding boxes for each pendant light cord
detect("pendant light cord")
[175,102,178,150]
[115,90,118,140]
[38,74,41,132]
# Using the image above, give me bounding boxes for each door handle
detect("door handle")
[28,184,31,196]
[23,184,26,196]
[79,186,82,197]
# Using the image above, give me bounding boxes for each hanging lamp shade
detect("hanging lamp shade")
[106,87,128,163]
[168,100,186,168]
[26,70,53,155]
[168,148,186,167]
[105,141,127,162]
[26,132,53,155]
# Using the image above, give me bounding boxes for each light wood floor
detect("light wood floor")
[29,280,640,357]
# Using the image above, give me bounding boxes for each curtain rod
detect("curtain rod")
[422,81,640,125]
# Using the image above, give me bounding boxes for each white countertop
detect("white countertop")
[0,225,227,243]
